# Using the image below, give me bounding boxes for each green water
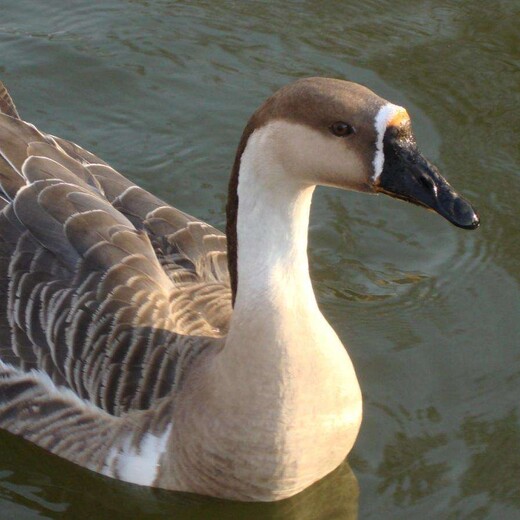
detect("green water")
[0,1,518,518]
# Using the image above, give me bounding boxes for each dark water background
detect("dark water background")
[0,1,519,518]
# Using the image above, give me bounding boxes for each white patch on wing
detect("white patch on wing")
[105,424,172,486]
[372,103,405,180]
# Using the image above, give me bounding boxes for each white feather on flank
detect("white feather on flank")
[372,103,405,180]
[102,424,172,486]
[0,359,171,487]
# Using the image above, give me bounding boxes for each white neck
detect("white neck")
[234,160,318,323]
[215,122,362,434]
[167,123,362,501]
[221,125,325,376]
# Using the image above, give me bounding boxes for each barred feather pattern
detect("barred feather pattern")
[0,83,231,480]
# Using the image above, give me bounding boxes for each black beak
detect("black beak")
[376,124,480,230]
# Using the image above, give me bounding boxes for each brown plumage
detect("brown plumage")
[0,81,230,453]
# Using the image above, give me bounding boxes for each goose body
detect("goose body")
[0,78,479,501]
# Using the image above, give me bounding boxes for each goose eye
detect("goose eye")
[330,121,355,137]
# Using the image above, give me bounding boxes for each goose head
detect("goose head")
[226,78,480,302]
[231,77,480,230]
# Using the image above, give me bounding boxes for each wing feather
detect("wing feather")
[0,84,231,426]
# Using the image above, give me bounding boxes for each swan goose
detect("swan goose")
[0,78,479,501]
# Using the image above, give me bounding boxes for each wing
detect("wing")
[0,85,231,419]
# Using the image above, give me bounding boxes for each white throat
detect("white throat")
[232,124,320,342]
[218,122,358,397]
[236,150,315,310]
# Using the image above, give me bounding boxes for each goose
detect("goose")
[0,78,479,502]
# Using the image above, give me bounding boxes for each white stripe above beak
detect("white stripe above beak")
[372,103,409,180]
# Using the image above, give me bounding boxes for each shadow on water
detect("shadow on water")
[0,431,359,520]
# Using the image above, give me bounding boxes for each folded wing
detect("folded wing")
[0,97,231,420]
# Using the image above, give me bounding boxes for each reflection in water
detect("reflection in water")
[373,405,450,507]
[455,410,520,514]
[0,431,359,519]
[377,430,449,506]
[371,407,520,517]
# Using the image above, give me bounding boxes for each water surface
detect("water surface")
[0,1,518,518]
